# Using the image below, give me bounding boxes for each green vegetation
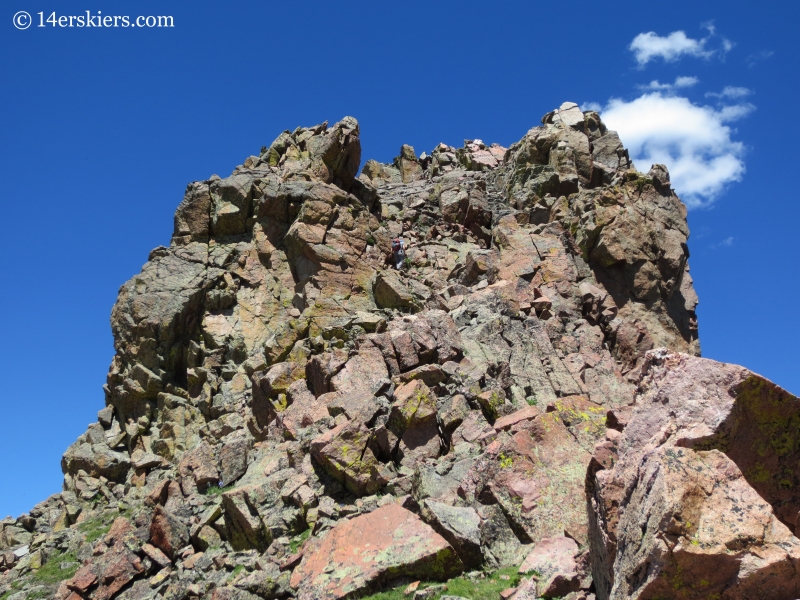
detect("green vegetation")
[289,528,312,554]
[477,391,504,421]
[77,514,112,543]
[227,564,245,583]
[203,483,235,496]
[32,551,80,586]
[498,453,514,469]
[526,396,538,406]
[550,399,606,437]
[366,236,376,246]
[358,565,522,600]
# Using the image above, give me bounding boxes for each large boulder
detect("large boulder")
[374,271,416,310]
[178,440,219,494]
[518,536,586,598]
[587,350,800,600]
[290,503,462,599]
[61,442,130,481]
[310,421,392,496]
[423,500,483,569]
[149,505,189,559]
[460,410,593,545]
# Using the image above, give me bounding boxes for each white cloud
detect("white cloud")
[710,236,735,249]
[639,76,699,91]
[630,31,713,66]
[718,103,756,122]
[706,86,752,99]
[580,101,602,113]
[598,93,754,208]
[675,76,700,88]
[746,50,774,68]
[629,27,733,67]
[640,81,672,91]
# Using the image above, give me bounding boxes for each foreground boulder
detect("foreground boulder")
[518,536,587,598]
[290,503,462,599]
[587,350,800,600]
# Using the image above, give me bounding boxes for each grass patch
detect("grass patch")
[227,564,245,583]
[289,528,311,554]
[0,581,24,600]
[77,514,112,543]
[359,565,522,600]
[203,483,235,496]
[32,551,80,586]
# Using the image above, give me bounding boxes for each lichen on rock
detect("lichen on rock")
[1,103,792,600]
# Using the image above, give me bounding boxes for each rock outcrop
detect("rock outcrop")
[0,102,792,600]
[587,350,800,600]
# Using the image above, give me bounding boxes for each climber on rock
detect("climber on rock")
[392,237,406,269]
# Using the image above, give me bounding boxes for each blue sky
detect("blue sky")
[1,0,798,518]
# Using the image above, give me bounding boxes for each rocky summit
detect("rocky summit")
[0,102,796,600]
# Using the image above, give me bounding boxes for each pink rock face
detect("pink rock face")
[331,344,389,398]
[493,404,542,432]
[64,524,145,600]
[149,505,189,559]
[146,479,184,513]
[178,441,219,495]
[519,536,584,598]
[276,379,330,439]
[455,409,593,550]
[588,350,800,600]
[290,503,462,599]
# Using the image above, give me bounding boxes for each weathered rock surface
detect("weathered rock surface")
[290,503,461,599]
[587,350,800,600]
[11,103,794,600]
[518,535,587,598]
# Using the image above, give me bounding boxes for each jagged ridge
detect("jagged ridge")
[1,103,794,600]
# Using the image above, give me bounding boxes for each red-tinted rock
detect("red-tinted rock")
[66,564,97,593]
[588,350,800,600]
[149,505,189,559]
[146,479,184,512]
[276,380,330,439]
[142,542,171,568]
[291,503,462,599]
[493,405,542,432]
[519,536,583,597]
[178,441,219,494]
[463,411,591,545]
[88,542,145,600]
